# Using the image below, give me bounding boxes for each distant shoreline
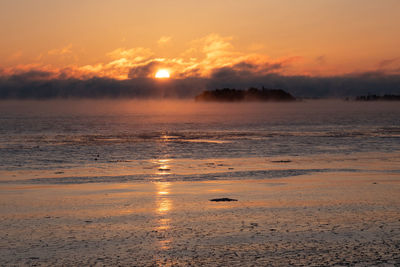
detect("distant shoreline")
[352,94,400,101]
[195,87,296,102]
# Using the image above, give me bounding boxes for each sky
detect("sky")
[0,0,400,98]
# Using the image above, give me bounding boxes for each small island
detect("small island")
[195,87,296,102]
[355,94,400,101]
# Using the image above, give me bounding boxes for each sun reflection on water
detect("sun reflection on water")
[156,185,171,214]
[154,170,173,250]
[153,158,172,175]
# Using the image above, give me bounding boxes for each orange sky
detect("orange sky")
[1,0,399,79]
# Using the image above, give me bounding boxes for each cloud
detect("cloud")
[378,57,399,68]
[202,34,235,59]
[48,44,73,56]
[1,34,300,80]
[107,47,153,62]
[377,57,400,75]
[7,51,23,62]
[247,43,265,51]
[128,60,162,78]
[9,70,55,80]
[210,61,283,81]
[315,55,327,64]
[1,68,400,99]
[1,33,400,99]
[157,36,172,46]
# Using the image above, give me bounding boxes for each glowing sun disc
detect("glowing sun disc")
[155,69,170,78]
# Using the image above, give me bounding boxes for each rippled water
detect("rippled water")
[0,99,399,183]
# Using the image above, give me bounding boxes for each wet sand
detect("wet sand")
[1,169,400,266]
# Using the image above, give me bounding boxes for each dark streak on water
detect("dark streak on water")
[1,168,360,184]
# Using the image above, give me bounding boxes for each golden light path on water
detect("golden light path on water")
[154,158,173,250]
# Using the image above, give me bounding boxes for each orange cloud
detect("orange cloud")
[107,47,154,62]
[1,34,302,80]
[48,44,73,56]
[7,51,23,62]
[157,36,172,46]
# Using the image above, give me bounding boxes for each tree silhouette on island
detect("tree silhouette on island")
[195,87,296,102]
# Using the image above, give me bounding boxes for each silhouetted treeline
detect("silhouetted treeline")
[355,94,400,101]
[195,87,296,102]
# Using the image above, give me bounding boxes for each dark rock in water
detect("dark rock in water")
[158,168,171,171]
[210,198,238,202]
[271,160,292,163]
[195,87,296,102]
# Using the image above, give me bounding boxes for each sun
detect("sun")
[155,69,170,79]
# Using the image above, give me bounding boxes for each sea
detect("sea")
[0,99,399,184]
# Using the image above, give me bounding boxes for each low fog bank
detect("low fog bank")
[1,71,400,99]
[2,99,399,127]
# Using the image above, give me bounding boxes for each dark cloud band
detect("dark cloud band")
[0,70,399,99]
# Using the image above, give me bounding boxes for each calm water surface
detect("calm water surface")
[0,99,399,183]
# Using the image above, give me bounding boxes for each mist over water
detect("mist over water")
[0,99,399,183]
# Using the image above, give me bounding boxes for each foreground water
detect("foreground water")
[0,99,399,183]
